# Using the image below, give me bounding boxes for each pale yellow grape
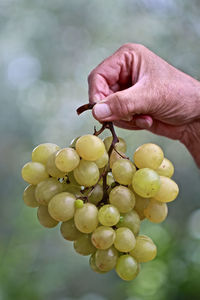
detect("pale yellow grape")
[75,134,105,161]
[98,204,120,226]
[22,162,49,185]
[60,219,82,241]
[37,206,59,228]
[48,192,76,221]
[134,194,150,220]
[88,184,103,205]
[74,234,96,256]
[32,143,60,164]
[35,178,64,205]
[95,246,118,272]
[132,168,160,198]
[114,227,136,252]
[154,176,179,202]
[91,226,116,249]
[134,143,164,169]
[112,159,136,185]
[144,199,168,223]
[73,160,99,187]
[55,148,80,172]
[116,210,140,236]
[94,151,109,168]
[130,235,157,263]
[46,151,66,178]
[103,136,127,153]
[156,158,174,177]
[89,254,108,273]
[109,186,135,213]
[115,255,139,281]
[74,203,98,233]
[109,150,124,168]
[23,185,39,207]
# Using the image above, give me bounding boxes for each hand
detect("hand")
[88,43,200,167]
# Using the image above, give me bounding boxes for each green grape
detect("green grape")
[106,172,115,186]
[69,136,80,148]
[94,151,109,168]
[112,159,136,185]
[134,194,150,220]
[74,234,96,256]
[48,192,76,221]
[144,199,168,223]
[109,149,124,168]
[67,171,80,185]
[103,136,127,153]
[109,186,135,213]
[55,148,80,172]
[75,199,84,208]
[115,255,139,281]
[35,178,64,205]
[73,160,99,187]
[91,226,116,249]
[46,151,66,178]
[156,157,174,177]
[89,254,108,273]
[95,246,118,272]
[62,183,82,197]
[154,176,179,202]
[116,210,140,236]
[23,184,39,207]
[21,161,49,185]
[60,219,82,241]
[37,206,59,228]
[74,203,98,233]
[114,227,136,252]
[75,135,105,161]
[98,204,120,226]
[88,184,103,205]
[133,143,164,169]
[130,235,157,263]
[32,143,60,165]
[132,168,160,198]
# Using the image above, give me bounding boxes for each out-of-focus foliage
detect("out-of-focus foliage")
[0,0,200,299]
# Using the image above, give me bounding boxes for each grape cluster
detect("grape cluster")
[22,134,179,281]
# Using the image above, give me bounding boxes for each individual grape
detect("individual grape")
[32,143,60,165]
[37,206,59,228]
[109,186,135,213]
[89,254,108,273]
[114,227,136,252]
[134,194,150,220]
[35,178,64,205]
[75,134,105,161]
[95,246,118,272]
[106,172,115,186]
[75,199,84,208]
[21,161,49,185]
[74,234,96,256]
[130,235,157,263]
[109,149,125,168]
[132,168,160,198]
[154,176,179,202]
[133,143,164,169]
[55,148,80,172]
[115,255,139,281]
[94,151,109,168]
[73,160,99,187]
[74,203,98,233]
[69,137,80,148]
[156,157,174,177]
[60,219,82,241]
[48,192,76,221]
[67,171,80,185]
[91,226,116,250]
[144,199,168,223]
[46,151,66,178]
[23,185,39,207]
[62,183,82,197]
[98,204,120,226]
[116,210,140,236]
[103,136,127,153]
[112,159,136,185]
[88,184,103,205]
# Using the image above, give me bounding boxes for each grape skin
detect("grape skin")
[115,255,139,281]
[60,219,82,241]
[144,199,168,223]
[116,210,140,236]
[55,148,80,172]
[35,178,64,206]
[74,234,96,256]
[74,203,98,233]
[73,160,99,187]
[154,176,179,203]
[37,206,59,228]
[22,161,49,185]
[95,246,118,272]
[114,227,136,252]
[103,136,127,153]
[156,157,174,177]
[109,185,135,213]
[23,185,39,207]
[130,235,157,263]
[32,143,60,165]
[112,159,136,185]
[134,143,164,169]
[76,135,105,161]
[134,194,150,220]
[91,226,116,250]
[98,204,120,226]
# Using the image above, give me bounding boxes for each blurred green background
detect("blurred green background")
[1,0,200,299]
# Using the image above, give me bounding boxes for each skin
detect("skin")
[88,43,200,167]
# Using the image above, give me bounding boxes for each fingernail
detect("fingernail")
[93,103,111,119]
[135,118,152,128]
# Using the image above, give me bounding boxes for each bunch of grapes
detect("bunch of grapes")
[21,128,179,281]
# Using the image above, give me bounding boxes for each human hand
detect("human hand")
[88,44,200,167]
